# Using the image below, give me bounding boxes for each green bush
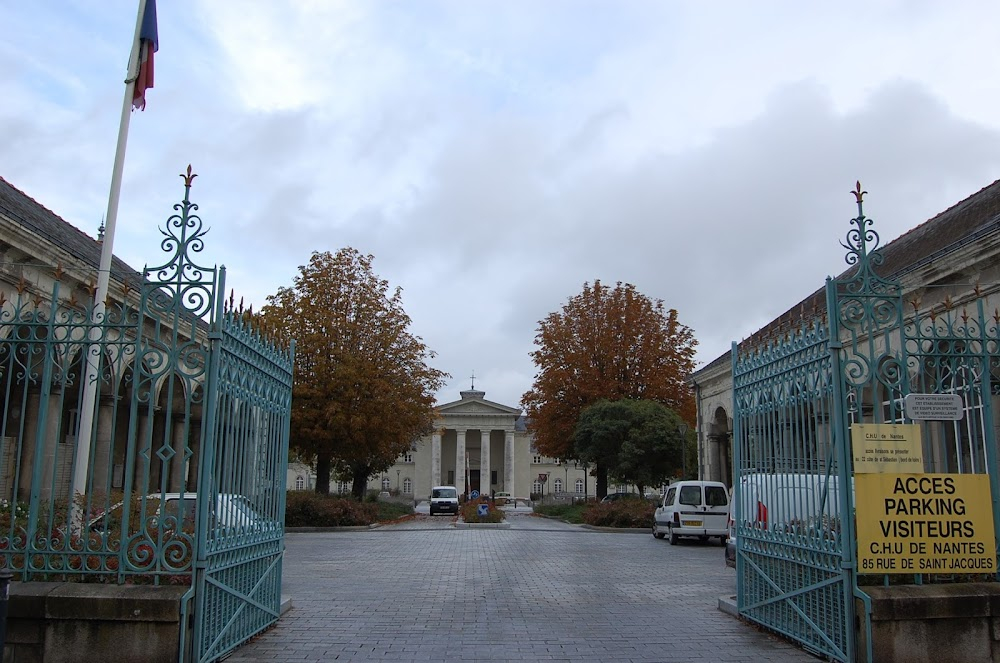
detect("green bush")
[285,492,414,526]
[460,498,506,523]
[284,492,377,527]
[583,499,654,528]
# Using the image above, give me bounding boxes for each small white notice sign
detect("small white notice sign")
[904,393,963,421]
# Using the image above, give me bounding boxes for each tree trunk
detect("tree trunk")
[315,453,331,495]
[595,462,609,499]
[352,472,368,501]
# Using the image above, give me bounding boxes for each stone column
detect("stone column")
[92,396,115,494]
[18,392,43,501]
[431,431,442,487]
[38,390,63,502]
[169,414,188,492]
[504,429,514,493]
[480,429,491,495]
[133,407,156,493]
[456,429,466,495]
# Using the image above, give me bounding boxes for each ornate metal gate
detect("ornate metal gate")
[0,168,293,662]
[732,184,1000,662]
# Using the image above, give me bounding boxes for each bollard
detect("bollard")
[0,569,13,655]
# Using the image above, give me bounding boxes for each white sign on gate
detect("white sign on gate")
[903,393,963,421]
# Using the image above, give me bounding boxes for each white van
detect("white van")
[732,472,847,533]
[726,472,850,566]
[429,485,459,516]
[652,480,729,545]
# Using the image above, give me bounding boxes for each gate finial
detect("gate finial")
[181,164,197,188]
[851,180,866,210]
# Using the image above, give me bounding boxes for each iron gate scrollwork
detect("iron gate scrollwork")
[0,167,293,662]
[732,183,1000,662]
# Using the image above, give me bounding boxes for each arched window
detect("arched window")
[338,481,350,494]
[575,478,584,494]
[295,475,304,490]
[382,477,391,491]
[403,478,412,494]
[554,478,563,493]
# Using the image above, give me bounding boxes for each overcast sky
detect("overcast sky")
[4,1,1000,409]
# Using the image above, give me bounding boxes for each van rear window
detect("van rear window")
[705,486,728,507]
[679,485,702,506]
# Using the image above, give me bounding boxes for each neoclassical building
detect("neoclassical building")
[365,386,597,500]
[692,178,1000,486]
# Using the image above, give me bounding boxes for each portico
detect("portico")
[430,387,520,497]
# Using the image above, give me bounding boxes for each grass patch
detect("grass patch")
[533,502,588,524]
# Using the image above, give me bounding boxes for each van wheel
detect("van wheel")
[653,524,665,540]
[719,536,727,546]
[668,525,678,545]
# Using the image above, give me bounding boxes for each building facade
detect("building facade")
[359,386,596,500]
[692,179,1000,486]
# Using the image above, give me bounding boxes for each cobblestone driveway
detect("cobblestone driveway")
[227,511,816,662]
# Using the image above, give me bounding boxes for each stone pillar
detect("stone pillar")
[38,390,63,502]
[92,396,115,494]
[134,407,156,494]
[456,429,466,495]
[504,429,514,493]
[480,430,491,495]
[18,392,43,501]
[431,431,442,487]
[169,414,188,492]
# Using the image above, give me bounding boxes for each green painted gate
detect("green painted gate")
[0,169,293,662]
[732,184,1000,662]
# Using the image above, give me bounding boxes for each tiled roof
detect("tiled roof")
[0,176,142,288]
[693,178,1000,378]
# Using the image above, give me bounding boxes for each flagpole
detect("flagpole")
[72,0,149,505]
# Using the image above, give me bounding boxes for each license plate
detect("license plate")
[682,520,702,527]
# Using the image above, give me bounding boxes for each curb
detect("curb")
[286,524,381,533]
[718,594,738,617]
[454,521,511,529]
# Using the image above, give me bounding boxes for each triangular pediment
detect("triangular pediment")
[437,396,520,417]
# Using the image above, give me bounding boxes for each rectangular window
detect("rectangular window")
[447,470,454,485]
[491,470,498,485]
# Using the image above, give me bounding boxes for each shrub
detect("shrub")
[583,499,654,528]
[460,498,506,524]
[284,492,377,527]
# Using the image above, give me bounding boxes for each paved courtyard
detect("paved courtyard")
[228,510,817,662]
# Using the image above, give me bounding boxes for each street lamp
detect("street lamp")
[678,423,689,479]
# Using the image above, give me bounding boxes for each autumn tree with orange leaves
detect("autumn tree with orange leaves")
[521,280,697,498]
[260,249,448,498]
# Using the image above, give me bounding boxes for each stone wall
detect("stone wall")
[4,582,188,663]
[857,583,1000,663]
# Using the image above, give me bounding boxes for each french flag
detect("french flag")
[132,0,158,111]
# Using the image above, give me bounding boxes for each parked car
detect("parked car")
[429,485,459,515]
[87,492,267,534]
[651,480,729,545]
[600,492,644,503]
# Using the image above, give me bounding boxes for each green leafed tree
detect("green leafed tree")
[260,248,448,498]
[573,399,686,496]
[522,280,697,497]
